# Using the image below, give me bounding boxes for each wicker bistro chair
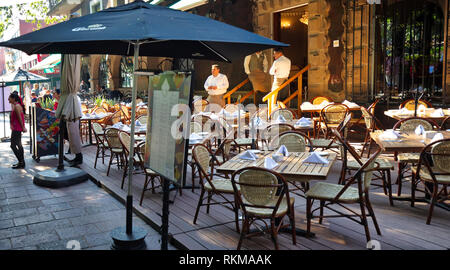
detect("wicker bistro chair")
[392,117,440,196]
[192,144,240,233]
[260,123,294,150]
[193,99,209,113]
[118,133,162,205]
[441,116,450,130]
[231,167,296,250]
[332,129,395,206]
[318,103,350,139]
[269,130,312,153]
[104,128,125,176]
[92,122,109,168]
[360,106,385,157]
[136,115,148,125]
[269,108,297,121]
[136,107,148,118]
[399,99,433,110]
[305,148,383,243]
[310,113,352,153]
[410,139,450,224]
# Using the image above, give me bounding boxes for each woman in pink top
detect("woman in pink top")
[9,93,27,169]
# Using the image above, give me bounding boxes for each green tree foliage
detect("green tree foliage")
[0,1,67,38]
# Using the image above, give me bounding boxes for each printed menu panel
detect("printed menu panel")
[144,71,191,183]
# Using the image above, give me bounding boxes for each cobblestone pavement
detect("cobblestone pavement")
[0,121,175,250]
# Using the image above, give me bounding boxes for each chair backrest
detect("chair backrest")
[231,167,288,218]
[361,106,374,130]
[192,144,212,179]
[190,121,203,134]
[393,117,437,133]
[193,99,209,113]
[270,108,296,121]
[263,123,294,143]
[430,139,450,173]
[440,116,450,130]
[400,99,433,110]
[109,111,121,125]
[321,104,349,125]
[367,98,380,115]
[118,131,132,154]
[137,115,148,125]
[104,128,122,149]
[311,96,332,105]
[270,131,311,152]
[252,107,269,121]
[93,107,107,114]
[92,122,104,135]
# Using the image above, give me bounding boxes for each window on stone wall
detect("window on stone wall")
[120,56,133,88]
[99,55,110,89]
[90,0,103,14]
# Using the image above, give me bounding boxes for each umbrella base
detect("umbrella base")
[110,226,147,250]
[33,167,89,188]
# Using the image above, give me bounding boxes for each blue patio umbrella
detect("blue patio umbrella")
[0,0,288,250]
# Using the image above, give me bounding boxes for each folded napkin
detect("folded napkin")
[431,108,444,117]
[397,108,413,116]
[415,125,425,135]
[296,117,312,126]
[239,150,258,161]
[379,129,400,140]
[264,157,278,170]
[276,114,287,123]
[431,132,444,143]
[276,145,289,157]
[418,104,426,112]
[303,152,329,164]
[189,133,203,140]
[301,102,313,109]
[121,125,131,132]
[137,102,146,106]
[135,120,142,126]
[342,100,358,108]
[112,122,123,129]
[319,100,331,108]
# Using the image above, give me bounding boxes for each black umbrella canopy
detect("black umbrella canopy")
[0,1,287,62]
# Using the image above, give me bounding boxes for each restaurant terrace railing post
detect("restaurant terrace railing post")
[223,78,250,104]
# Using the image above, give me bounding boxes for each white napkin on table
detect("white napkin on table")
[379,129,400,140]
[431,108,444,117]
[431,132,444,143]
[264,157,278,170]
[121,125,131,132]
[189,133,203,140]
[112,122,123,129]
[342,100,358,108]
[415,125,425,135]
[251,117,266,127]
[301,102,313,109]
[397,108,413,116]
[276,114,287,123]
[239,150,258,161]
[135,120,142,126]
[276,145,289,157]
[296,117,312,126]
[137,102,146,106]
[303,152,329,164]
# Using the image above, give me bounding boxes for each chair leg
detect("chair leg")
[237,218,248,250]
[306,197,312,235]
[107,152,114,176]
[270,219,279,250]
[319,200,324,224]
[289,204,297,245]
[94,146,100,169]
[193,188,205,225]
[426,183,439,225]
[386,169,394,206]
[234,201,240,233]
[397,162,404,196]
[140,176,149,206]
[121,161,128,189]
[381,171,388,195]
[365,194,382,235]
[411,173,417,207]
[359,199,371,243]
[206,191,211,214]
[150,175,155,194]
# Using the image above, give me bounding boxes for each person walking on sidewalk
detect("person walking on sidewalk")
[9,92,27,169]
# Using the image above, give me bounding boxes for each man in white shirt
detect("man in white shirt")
[269,47,291,107]
[244,51,269,105]
[204,64,229,107]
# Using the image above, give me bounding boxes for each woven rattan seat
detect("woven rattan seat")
[412,167,450,184]
[347,158,393,170]
[397,153,420,163]
[144,168,158,175]
[244,197,294,218]
[306,182,360,202]
[111,148,123,153]
[204,178,236,193]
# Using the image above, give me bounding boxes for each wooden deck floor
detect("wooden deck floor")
[79,144,450,250]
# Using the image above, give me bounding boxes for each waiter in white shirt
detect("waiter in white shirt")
[204,64,229,107]
[244,51,269,105]
[269,47,291,107]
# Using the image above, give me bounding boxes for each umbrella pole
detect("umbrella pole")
[111,41,147,250]
[1,81,9,142]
